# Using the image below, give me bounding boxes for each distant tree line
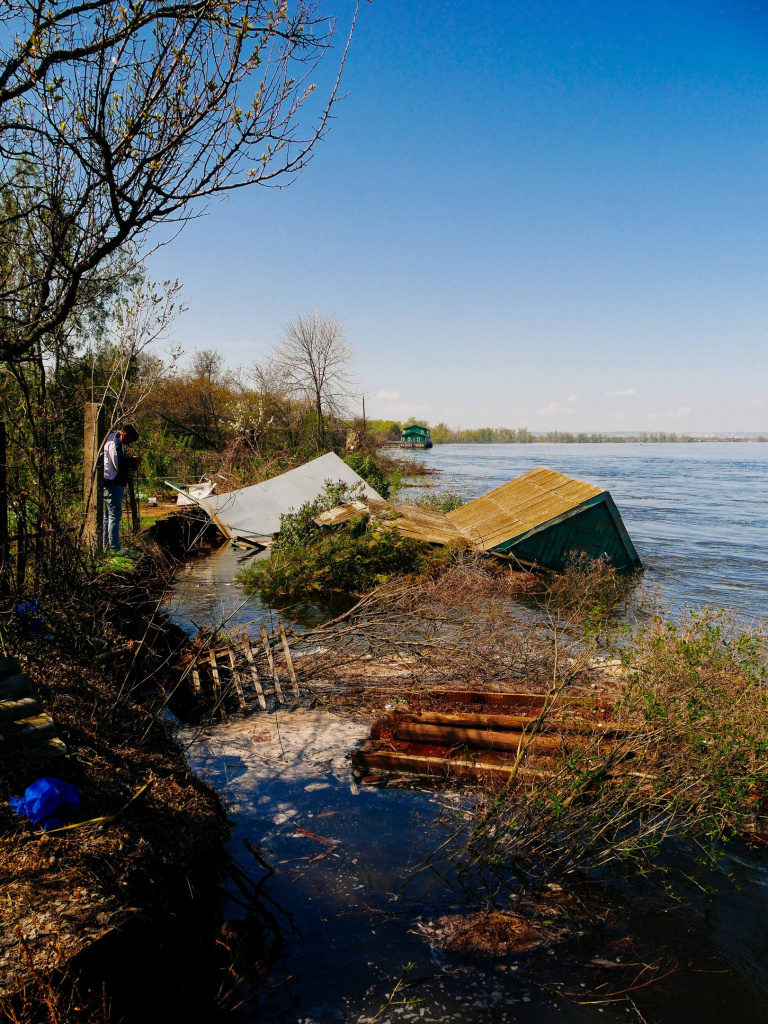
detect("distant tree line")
[366,420,768,444]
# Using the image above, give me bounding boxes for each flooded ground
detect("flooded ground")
[167,445,768,1022]
[182,699,768,1023]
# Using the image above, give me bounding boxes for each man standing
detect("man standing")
[103,425,141,552]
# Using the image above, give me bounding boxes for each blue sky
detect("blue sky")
[147,0,768,432]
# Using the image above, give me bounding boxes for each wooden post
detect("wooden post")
[127,474,140,535]
[209,649,221,698]
[0,421,8,571]
[242,634,267,709]
[227,641,246,711]
[279,623,300,698]
[261,624,284,703]
[83,403,105,551]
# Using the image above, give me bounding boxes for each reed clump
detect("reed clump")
[462,603,768,891]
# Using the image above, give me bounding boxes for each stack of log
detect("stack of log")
[0,657,66,758]
[353,689,628,785]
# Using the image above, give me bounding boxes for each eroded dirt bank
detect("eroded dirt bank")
[0,523,232,1022]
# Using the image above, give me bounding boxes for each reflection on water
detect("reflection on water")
[165,543,354,639]
[407,442,768,618]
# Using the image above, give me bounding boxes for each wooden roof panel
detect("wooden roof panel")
[447,467,604,551]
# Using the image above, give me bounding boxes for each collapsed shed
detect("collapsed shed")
[446,466,641,571]
[320,467,641,572]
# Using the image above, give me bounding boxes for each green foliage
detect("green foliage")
[272,480,364,552]
[619,609,768,841]
[240,519,450,600]
[343,452,390,499]
[406,489,464,513]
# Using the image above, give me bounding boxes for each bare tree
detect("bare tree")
[272,309,355,448]
[0,0,357,363]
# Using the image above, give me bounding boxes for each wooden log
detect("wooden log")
[406,689,546,711]
[352,741,551,784]
[392,722,565,755]
[127,474,140,535]
[392,710,642,739]
[241,634,266,709]
[227,641,247,711]
[0,421,7,570]
[261,624,284,704]
[279,623,300,698]
[209,649,222,699]
[192,668,202,697]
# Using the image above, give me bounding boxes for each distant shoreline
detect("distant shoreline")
[430,435,768,444]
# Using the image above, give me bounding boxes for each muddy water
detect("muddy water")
[168,564,768,1022]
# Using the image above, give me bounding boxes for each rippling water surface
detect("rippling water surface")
[412,442,768,617]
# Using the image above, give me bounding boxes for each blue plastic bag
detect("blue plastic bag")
[10,777,81,831]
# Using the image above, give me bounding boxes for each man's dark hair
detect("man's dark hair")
[121,424,140,443]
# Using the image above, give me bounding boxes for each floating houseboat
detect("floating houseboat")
[400,424,433,449]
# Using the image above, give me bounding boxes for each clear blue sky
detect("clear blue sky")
[147,0,768,433]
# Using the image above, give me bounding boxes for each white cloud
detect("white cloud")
[567,394,577,402]
[607,388,635,396]
[536,401,574,417]
[647,406,691,421]
[377,389,400,400]
[386,402,431,417]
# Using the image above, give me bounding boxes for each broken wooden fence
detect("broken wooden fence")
[191,625,302,711]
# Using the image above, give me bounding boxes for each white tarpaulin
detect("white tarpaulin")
[198,452,382,541]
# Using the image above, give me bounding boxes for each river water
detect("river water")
[409,442,768,619]
[168,444,768,1023]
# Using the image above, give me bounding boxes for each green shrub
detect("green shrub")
[272,480,364,552]
[344,452,390,499]
[239,526,450,599]
[407,489,464,513]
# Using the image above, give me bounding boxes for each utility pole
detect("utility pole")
[362,394,366,433]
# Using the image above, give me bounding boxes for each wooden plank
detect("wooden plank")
[209,649,222,699]
[261,624,284,704]
[390,710,639,738]
[192,668,202,697]
[392,722,564,755]
[406,689,547,711]
[351,741,550,785]
[227,641,247,711]
[241,634,267,709]
[405,689,615,714]
[279,623,300,698]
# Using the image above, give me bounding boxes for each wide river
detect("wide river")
[411,442,768,618]
[169,443,768,1024]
